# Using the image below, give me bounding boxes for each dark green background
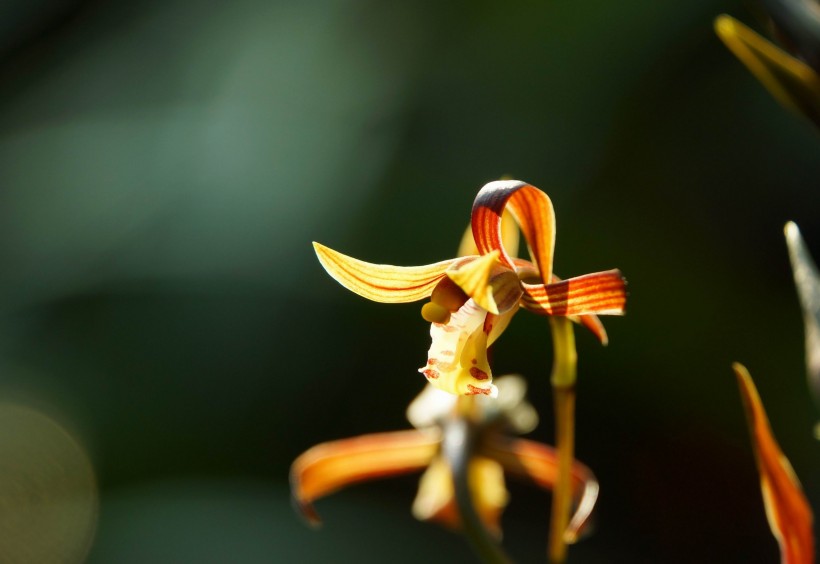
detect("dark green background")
[0,0,818,562]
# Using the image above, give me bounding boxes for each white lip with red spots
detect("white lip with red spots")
[419,299,498,397]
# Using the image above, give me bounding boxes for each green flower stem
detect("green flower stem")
[443,408,510,564]
[548,316,577,564]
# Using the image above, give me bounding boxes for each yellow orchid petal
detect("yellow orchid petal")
[420,299,497,397]
[472,180,556,284]
[313,242,458,303]
[733,363,814,564]
[457,210,520,259]
[521,270,627,316]
[446,251,502,314]
[290,430,439,525]
[412,455,508,538]
[482,436,599,544]
[715,15,820,125]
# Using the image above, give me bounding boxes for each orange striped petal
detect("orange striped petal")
[472,180,556,284]
[458,210,521,259]
[290,429,439,525]
[482,436,599,544]
[521,270,627,316]
[512,258,610,344]
[313,242,458,303]
[733,363,814,564]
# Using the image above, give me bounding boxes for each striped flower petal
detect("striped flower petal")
[472,180,556,284]
[313,242,459,303]
[290,429,439,525]
[733,363,814,564]
[521,270,627,316]
[458,210,520,260]
[481,436,599,544]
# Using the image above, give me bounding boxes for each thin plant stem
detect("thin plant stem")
[547,316,577,563]
[443,402,511,564]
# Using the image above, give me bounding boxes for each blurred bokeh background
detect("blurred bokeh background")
[0,0,818,562]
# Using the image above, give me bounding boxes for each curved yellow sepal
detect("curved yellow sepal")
[313,242,458,303]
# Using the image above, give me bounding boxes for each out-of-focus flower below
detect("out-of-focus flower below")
[732,363,814,564]
[290,376,598,542]
[314,180,626,397]
[715,0,820,127]
[784,222,820,437]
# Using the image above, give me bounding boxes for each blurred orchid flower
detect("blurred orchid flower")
[733,363,814,564]
[784,222,820,436]
[715,0,820,127]
[290,376,598,542]
[314,180,626,397]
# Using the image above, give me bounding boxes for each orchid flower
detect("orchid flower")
[290,376,599,544]
[715,0,820,127]
[314,180,627,397]
[732,363,815,564]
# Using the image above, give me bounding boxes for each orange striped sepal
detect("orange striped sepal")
[521,270,627,316]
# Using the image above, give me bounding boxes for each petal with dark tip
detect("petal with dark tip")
[481,436,599,544]
[521,270,627,316]
[733,363,814,564]
[313,242,459,303]
[290,430,439,525]
[472,180,556,284]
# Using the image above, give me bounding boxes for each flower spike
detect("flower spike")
[313,242,459,303]
[733,363,814,564]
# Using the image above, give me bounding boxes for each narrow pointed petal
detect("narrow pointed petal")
[472,180,556,284]
[412,456,508,538]
[521,270,627,316]
[420,299,497,397]
[715,15,820,126]
[570,314,609,346]
[457,210,520,259]
[481,436,599,544]
[290,430,439,525]
[313,242,458,303]
[733,363,815,564]
[447,251,502,314]
[784,222,820,416]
